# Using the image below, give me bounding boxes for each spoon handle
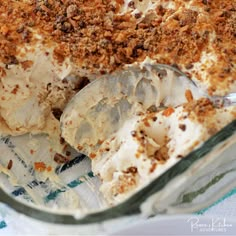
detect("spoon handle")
[211,93,236,107]
[225,93,236,106]
[153,64,236,107]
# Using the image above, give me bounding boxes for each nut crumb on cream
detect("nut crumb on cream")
[91,99,236,204]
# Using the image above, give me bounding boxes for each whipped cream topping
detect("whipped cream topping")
[0,37,79,151]
[119,0,158,17]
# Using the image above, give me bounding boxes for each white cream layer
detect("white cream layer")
[92,105,236,204]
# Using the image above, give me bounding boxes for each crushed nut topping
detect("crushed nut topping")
[0,1,234,94]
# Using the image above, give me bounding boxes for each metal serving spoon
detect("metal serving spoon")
[60,63,236,156]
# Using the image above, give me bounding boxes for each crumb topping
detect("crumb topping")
[183,98,216,123]
[0,1,235,94]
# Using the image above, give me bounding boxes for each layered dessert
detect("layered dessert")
[0,1,235,204]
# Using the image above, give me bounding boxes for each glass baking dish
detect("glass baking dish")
[0,120,236,224]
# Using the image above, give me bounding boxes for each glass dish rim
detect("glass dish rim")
[0,119,236,224]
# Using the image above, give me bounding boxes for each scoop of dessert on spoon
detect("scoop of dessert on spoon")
[60,62,236,156]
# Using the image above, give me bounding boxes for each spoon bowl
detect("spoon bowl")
[60,63,205,156]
